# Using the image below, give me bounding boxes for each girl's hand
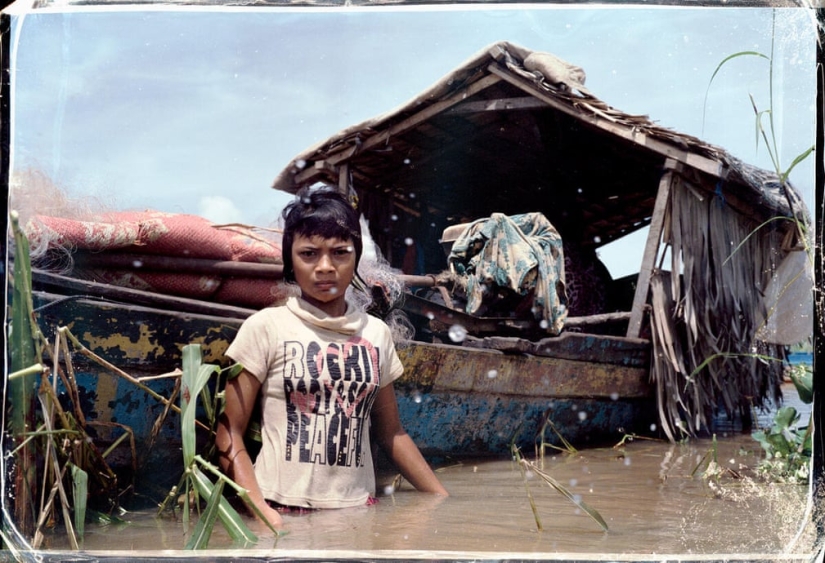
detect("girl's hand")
[257,503,286,531]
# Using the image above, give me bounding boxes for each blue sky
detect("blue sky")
[8,5,817,276]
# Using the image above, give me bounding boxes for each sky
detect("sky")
[6,5,818,277]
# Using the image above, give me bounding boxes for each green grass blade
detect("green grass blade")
[9,212,39,372]
[199,385,215,426]
[70,464,88,540]
[193,455,282,537]
[224,363,245,380]
[702,51,769,133]
[181,345,218,467]
[780,145,815,185]
[511,446,542,531]
[189,467,257,544]
[9,211,41,536]
[185,478,225,550]
[521,459,609,532]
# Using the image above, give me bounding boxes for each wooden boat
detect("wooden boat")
[30,267,653,477]
[21,41,806,487]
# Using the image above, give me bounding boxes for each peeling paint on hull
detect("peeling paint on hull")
[32,293,655,462]
[394,337,654,455]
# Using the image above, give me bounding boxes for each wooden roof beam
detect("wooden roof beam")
[488,64,728,179]
[445,96,548,115]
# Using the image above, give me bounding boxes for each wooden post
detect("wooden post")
[626,158,680,339]
[338,163,349,195]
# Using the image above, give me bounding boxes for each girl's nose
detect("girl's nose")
[316,253,334,271]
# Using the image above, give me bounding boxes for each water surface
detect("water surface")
[37,385,817,558]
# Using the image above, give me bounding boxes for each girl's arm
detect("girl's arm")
[371,383,449,496]
[215,369,284,528]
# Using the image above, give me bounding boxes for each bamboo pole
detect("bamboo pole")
[59,327,210,432]
[71,251,439,289]
[626,159,680,339]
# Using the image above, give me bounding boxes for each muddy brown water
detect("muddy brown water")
[30,384,819,559]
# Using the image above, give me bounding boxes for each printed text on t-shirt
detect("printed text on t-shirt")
[282,338,381,467]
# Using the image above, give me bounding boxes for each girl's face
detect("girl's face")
[291,234,356,316]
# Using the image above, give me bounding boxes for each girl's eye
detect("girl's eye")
[298,250,316,258]
[334,248,353,257]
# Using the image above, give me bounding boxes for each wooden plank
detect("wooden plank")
[32,270,257,319]
[468,331,649,367]
[487,64,727,179]
[400,291,534,334]
[293,73,503,185]
[338,162,349,194]
[626,159,679,338]
[32,292,245,366]
[444,96,548,115]
[396,340,651,399]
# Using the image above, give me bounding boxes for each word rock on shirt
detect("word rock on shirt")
[282,337,382,469]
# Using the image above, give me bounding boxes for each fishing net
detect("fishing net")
[24,211,286,309]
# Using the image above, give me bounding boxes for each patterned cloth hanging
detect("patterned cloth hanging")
[447,212,568,335]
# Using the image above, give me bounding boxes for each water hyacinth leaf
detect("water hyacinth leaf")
[189,466,257,544]
[185,478,225,550]
[754,430,794,457]
[788,368,813,404]
[772,406,800,432]
[70,464,88,540]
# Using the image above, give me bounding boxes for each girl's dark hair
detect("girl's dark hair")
[281,186,362,282]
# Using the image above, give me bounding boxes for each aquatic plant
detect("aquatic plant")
[6,213,130,549]
[535,410,577,462]
[704,11,814,193]
[689,434,744,483]
[157,344,281,549]
[511,429,608,533]
[7,210,44,540]
[7,212,272,551]
[751,366,812,485]
[705,11,813,295]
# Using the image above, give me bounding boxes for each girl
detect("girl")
[216,187,447,529]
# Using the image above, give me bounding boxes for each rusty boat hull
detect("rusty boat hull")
[32,289,655,477]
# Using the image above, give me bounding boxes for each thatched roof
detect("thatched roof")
[272,41,804,256]
[272,41,811,439]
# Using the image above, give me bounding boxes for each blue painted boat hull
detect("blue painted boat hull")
[31,292,655,473]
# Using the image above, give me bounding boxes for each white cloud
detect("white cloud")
[198,195,244,225]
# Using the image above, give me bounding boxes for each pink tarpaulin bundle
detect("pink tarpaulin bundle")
[26,211,286,309]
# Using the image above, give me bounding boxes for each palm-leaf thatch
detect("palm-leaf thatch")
[650,174,803,439]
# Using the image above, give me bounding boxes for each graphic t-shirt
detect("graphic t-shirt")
[225,296,404,509]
